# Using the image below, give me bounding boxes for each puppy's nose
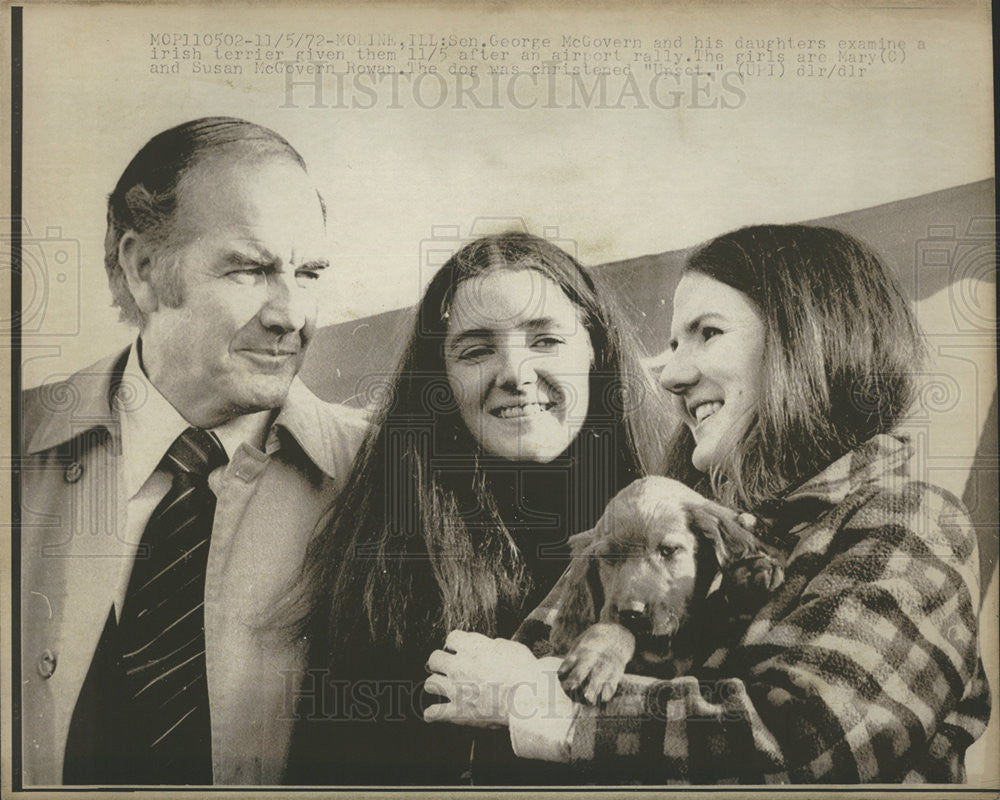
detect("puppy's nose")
[616,601,651,635]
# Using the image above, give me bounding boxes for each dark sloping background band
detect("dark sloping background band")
[301,178,997,589]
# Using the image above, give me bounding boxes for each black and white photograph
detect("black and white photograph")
[4,0,997,794]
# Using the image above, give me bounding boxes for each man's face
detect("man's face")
[139,156,328,427]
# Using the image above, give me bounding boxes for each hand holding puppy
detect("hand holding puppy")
[424,630,552,728]
[550,477,785,704]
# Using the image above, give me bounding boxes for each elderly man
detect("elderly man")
[20,117,366,785]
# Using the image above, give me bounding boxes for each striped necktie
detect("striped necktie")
[117,427,227,784]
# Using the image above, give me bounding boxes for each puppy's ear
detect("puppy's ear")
[685,502,759,600]
[549,543,603,655]
[567,528,596,557]
[685,502,760,567]
[687,502,785,607]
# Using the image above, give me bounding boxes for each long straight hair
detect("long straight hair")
[290,232,668,666]
[663,224,924,512]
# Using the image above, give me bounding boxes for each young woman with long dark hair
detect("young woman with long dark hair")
[282,232,667,784]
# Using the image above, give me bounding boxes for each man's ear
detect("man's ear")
[118,230,160,316]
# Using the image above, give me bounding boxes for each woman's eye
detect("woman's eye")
[701,326,722,342]
[296,269,321,283]
[532,336,565,350]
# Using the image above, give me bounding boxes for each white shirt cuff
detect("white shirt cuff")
[507,657,578,763]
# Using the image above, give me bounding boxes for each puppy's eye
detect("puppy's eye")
[658,544,680,560]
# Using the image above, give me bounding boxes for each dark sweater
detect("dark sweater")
[283,456,602,786]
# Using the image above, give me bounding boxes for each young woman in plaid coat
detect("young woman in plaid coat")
[424,225,991,783]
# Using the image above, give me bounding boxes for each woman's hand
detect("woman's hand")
[423,630,565,729]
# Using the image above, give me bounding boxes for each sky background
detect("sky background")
[17,1,993,388]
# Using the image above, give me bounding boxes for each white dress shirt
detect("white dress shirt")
[112,342,271,619]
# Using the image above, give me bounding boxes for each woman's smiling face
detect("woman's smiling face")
[444,267,593,463]
[656,272,766,474]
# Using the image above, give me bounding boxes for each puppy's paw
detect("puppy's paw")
[558,623,636,706]
[724,553,785,607]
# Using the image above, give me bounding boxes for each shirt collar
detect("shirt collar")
[26,342,360,482]
[214,408,272,462]
[266,376,366,479]
[119,342,271,499]
[754,434,913,544]
[25,349,128,456]
[781,433,913,508]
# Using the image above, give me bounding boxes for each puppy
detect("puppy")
[548,476,784,705]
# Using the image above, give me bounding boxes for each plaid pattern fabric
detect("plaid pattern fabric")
[514,434,991,783]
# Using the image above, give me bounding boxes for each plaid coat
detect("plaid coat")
[512,434,991,783]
